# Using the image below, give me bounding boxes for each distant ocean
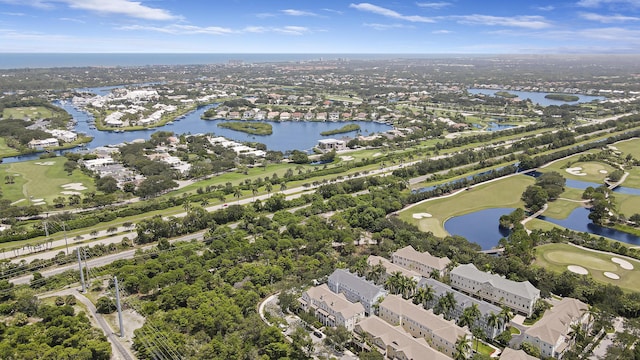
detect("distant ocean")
[0,53,441,70]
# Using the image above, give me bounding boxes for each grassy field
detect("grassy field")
[0,137,21,158]
[0,157,95,205]
[2,106,55,120]
[616,193,640,217]
[614,138,640,158]
[399,175,535,237]
[534,243,640,292]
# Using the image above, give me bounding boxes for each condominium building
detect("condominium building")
[298,284,365,331]
[327,269,387,316]
[500,348,539,360]
[450,263,540,317]
[391,245,451,278]
[367,255,421,284]
[378,294,471,358]
[419,278,506,339]
[354,316,451,360]
[523,298,591,359]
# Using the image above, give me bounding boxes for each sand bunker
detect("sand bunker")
[10,199,25,206]
[565,167,586,176]
[599,170,608,174]
[612,257,634,270]
[604,272,620,280]
[340,156,354,161]
[35,161,55,166]
[31,198,44,202]
[61,191,81,195]
[373,152,382,157]
[33,202,46,206]
[567,265,588,275]
[412,212,433,219]
[61,183,87,191]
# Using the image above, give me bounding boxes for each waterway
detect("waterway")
[2,86,393,163]
[467,89,605,107]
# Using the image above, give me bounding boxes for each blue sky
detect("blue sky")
[1,0,639,53]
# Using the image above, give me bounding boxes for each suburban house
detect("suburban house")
[317,138,346,152]
[449,263,540,317]
[354,316,450,360]
[378,295,471,358]
[367,255,421,284]
[391,245,451,278]
[522,298,592,359]
[418,278,506,339]
[28,138,59,150]
[327,269,387,316]
[298,284,365,331]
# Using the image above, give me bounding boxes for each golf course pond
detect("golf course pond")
[445,206,640,249]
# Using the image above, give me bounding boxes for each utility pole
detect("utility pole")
[77,249,86,293]
[114,276,124,338]
[82,248,90,283]
[62,222,69,255]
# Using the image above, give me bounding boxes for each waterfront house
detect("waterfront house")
[28,138,59,150]
[317,139,346,152]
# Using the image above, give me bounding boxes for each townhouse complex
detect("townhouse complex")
[450,263,541,317]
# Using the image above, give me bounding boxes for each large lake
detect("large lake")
[2,88,392,163]
[467,89,605,107]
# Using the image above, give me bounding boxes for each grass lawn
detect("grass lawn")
[399,175,535,237]
[0,157,95,205]
[2,106,55,120]
[616,193,640,217]
[542,156,616,183]
[534,243,640,292]
[614,138,640,158]
[0,137,21,158]
[543,198,583,220]
[473,339,495,356]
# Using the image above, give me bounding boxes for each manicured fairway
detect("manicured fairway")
[0,157,95,205]
[543,157,616,183]
[535,243,640,292]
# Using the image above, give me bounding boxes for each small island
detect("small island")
[217,121,273,135]
[495,91,518,98]
[545,93,579,102]
[320,124,361,136]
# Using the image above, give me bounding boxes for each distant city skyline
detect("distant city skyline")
[0,0,639,53]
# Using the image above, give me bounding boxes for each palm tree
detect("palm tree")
[233,187,242,204]
[413,285,435,308]
[568,323,586,348]
[403,277,417,300]
[353,257,369,278]
[265,182,273,198]
[453,335,471,360]
[441,291,457,320]
[279,182,287,192]
[459,304,481,330]
[182,200,191,212]
[487,311,501,339]
[367,263,385,285]
[385,271,403,295]
[251,185,258,201]
[499,306,514,328]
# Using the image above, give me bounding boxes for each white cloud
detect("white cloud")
[322,8,344,15]
[453,14,552,29]
[535,5,555,11]
[119,24,233,35]
[281,9,317,17]
[0,0,52,9]
[349,3,435,22]
[63,0,178,20]
[579,12,640,21]
[274,26,310,35]
[432,29,452,34]
[363,23,414,30]
[576,0,640,7]
[59,17,85,23]
[416,2,452,9]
